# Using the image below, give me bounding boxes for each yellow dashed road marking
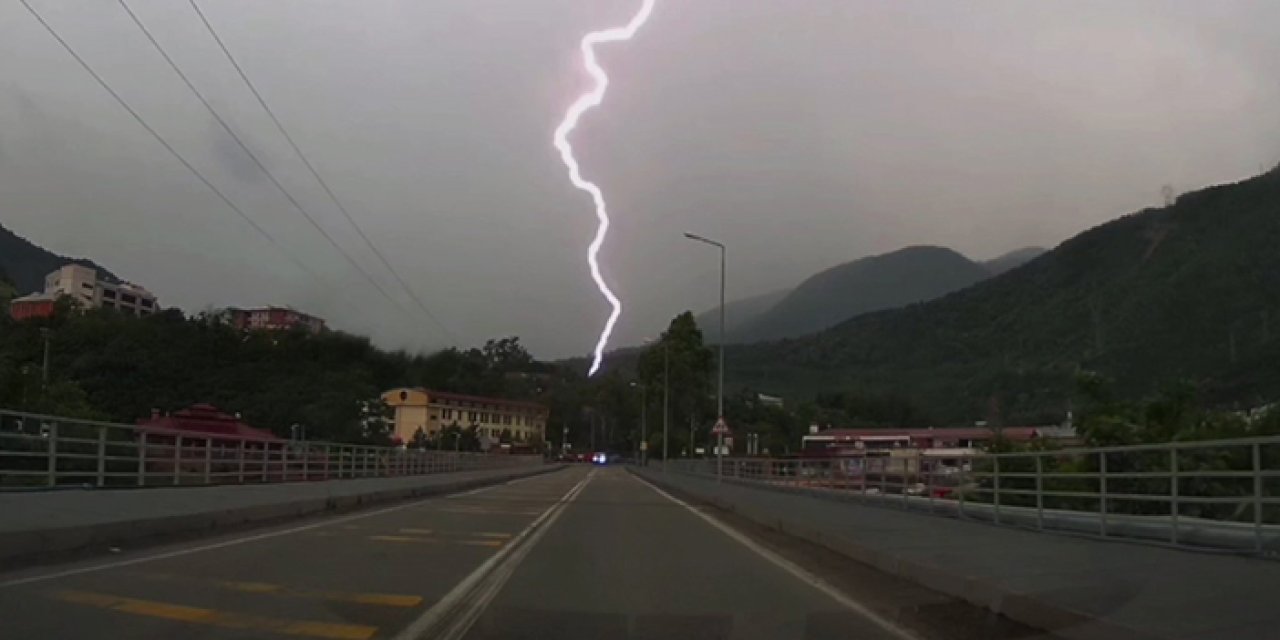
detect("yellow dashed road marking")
[215,580,421,608]
[369,535,502,548]
[436,507,541,515]
[370,535,436,543]
[128,573,422,608]
[51,590,378,639]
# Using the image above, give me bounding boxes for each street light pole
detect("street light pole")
[640,384,647,466]
[684,232,726,480]
[662,341,669,470]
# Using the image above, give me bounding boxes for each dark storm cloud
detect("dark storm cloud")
[2,0,1278,357]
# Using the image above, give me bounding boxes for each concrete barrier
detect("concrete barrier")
[632,467,1220,640]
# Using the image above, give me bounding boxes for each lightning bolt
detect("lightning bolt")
[554,0,656,376]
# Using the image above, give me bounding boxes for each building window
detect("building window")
[102,301,115,309]
[102,289,116,299]
[121,294,137,305]
[140,299,154,309]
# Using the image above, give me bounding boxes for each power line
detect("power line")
[16,0,319,282]
[187,0,455,342]
[116,0,421,326]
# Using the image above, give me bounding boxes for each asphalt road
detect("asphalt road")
[0,466,919,640]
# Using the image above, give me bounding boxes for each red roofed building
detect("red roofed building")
[228,307,325,335]
[138,404,281,442]
[8,293,57,321]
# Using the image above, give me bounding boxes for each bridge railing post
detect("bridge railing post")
[1170,448,1179,545]
[45,421,58,487]
[992,456,1001,525]
[901,456,910,508]
[173,435,183,486]
[1035,455,1044,531]
[925,454,934,513]
[96,425,107,488]
[1254,443,1263,554]
[237,440,246,484]
[203,437,212,485]
[137,431,147,487]
[1098,452,1108,537]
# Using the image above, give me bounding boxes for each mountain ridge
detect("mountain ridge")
[0,223,119,295]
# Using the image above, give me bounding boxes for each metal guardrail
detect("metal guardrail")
[668,435,1280,556]
[0,410,540,490]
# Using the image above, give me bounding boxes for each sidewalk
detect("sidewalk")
[635,468,1280,640]
[0,464,559,569]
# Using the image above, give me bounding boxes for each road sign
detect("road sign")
[711,418,730,435]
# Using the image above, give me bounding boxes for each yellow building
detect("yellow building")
[382,388,549,445]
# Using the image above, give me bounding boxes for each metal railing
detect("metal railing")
[667,435,1280,556]
[0,410,540,490]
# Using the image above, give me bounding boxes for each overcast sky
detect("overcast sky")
[2,0,1278,358]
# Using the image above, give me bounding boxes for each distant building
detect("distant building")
[382,388,549,447]
[137,404,280,442]
[43,264,158,316]
[228,307,326,335]
[757,393,784,408]
[8,292,57,321]
[801,426,1078,458]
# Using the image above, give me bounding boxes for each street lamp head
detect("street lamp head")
[683,232,725,249]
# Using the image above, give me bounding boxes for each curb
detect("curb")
[633,468,1168,640]
[0,465,562,571]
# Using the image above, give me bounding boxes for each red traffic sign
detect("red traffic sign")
[711,418,730,435]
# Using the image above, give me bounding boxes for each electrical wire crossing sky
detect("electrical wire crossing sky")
[553,0,657,376]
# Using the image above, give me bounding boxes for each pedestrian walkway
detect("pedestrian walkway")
[1,464,557,569]
[635,468,1280,640]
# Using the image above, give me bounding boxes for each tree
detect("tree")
[0,266,15,304]
[636,312,714,456]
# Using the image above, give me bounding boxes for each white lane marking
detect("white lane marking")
[629,472,920,640]
[392,469,595,640]
[0,469,567,590]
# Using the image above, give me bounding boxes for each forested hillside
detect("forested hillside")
[0,308,557,443]
[729,168,1280,424]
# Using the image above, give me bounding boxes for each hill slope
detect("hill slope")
[0,223,118,294]
[982,247,1046,276]
[695,288,788,343]
[729,168,1280,424]
[730,246,991,343]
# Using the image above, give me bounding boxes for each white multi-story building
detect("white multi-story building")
[43,264,159,316]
